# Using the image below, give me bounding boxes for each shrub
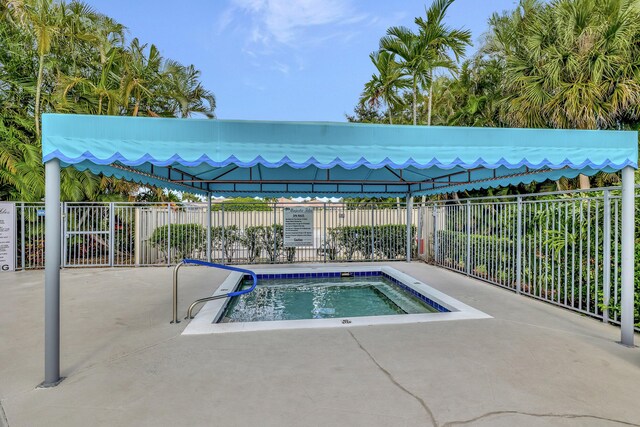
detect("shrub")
[436,230,514,277]
[330,226,366,260]
[243,226,263,262]
[211,225,242,263]
[149,223,206,262]
[373,224,416,259]
[328,224,416,260]
[259,224,284,262]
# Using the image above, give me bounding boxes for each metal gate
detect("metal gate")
[63,203,111,267]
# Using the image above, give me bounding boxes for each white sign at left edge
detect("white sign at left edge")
[0,202,16,272]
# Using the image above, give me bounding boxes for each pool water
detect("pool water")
[219,276,438,323]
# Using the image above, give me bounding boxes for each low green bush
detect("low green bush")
[211,225,241,263]
[328,224,416,260]
[436,230,514,278]
[149,223,206,261]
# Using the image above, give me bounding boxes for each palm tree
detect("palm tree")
[380,0,470,126]
[436,58,505,127]
[415,0,471,125]
[163,61,216,118]
[380,26,428,125]
[6,0,62,137]
[498,0,640,189]
[54,46,123,115]
[3,0,101,136]
[359,51,410,124]
[0,0,216,200]
[121,38,162,117]
[0,111,43,200]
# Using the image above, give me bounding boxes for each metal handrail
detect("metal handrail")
[186,294,229,320]
[171,262,185,323]
[171,258,259,323]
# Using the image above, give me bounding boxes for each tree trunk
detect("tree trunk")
[412,76,417,125]
[132,100,140,117]
[427,76,433,126]
[34,53,45,138]
[578,174,591,190]
[389,109,393,124]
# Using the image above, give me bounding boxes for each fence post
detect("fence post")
[433,204,438,264]
[466,200,471,275]
[323,203,327,263]
[20,202,25,270]
[166,203,171,266]
[206,194,212,263]
[417,205,423,258]
[406,194,412,262]
[516,196,523,295]
[60,202,65,268]
[221,203,226,265]
[108,202,115,267]
[370,206,375,260]
[602,190,611,323]
[134,208,141,266]
[272,203,277,264]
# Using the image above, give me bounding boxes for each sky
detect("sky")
[85,0,518,122]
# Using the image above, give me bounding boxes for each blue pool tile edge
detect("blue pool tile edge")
[241,271,450,313]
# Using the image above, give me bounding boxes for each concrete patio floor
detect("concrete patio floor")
[1,262,639,427]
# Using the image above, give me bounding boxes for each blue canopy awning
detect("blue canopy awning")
[42,114,638,197]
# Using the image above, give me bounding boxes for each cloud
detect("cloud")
[271,60,290,74]
[225,0,367,46]
[217,8,234,33]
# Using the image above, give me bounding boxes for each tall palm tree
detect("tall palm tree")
[380,26,428,125]
[6,0,62,137]
[415,0,471,125]
[121,38,162,117]
[360,51,410,124]
[3,0,100,136]
[380,0,470,126]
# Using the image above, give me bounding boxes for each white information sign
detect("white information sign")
[0,202,16,272]
[284,207,314,247]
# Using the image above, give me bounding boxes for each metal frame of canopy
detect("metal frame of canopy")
[39,114,638,387]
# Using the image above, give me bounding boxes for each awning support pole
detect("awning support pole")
[620,166,635,347]
[42,159,62,387]
[406,194,412,262]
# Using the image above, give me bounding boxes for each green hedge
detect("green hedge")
[436,230,515,279]
[148,223,414,263]
[328,225,416,260]
[437,229,640,326]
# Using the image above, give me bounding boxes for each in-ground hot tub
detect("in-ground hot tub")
[182,266,491,335]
